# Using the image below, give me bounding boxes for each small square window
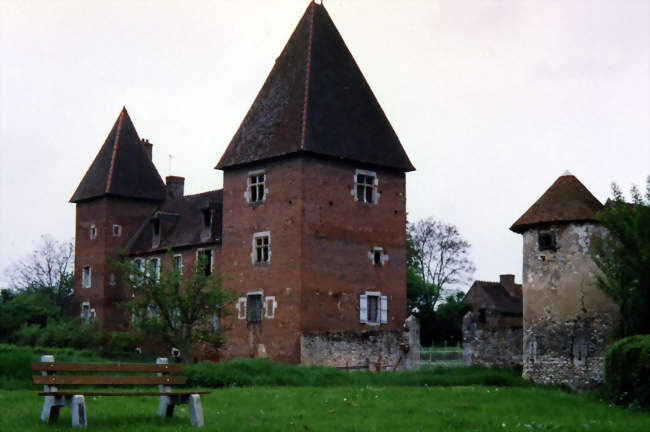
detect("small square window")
[247,171,265,204]
[82,265,91,288]
[538,232,557,252]
[89,224,97,240]
[354,170,378,205]
[247,293,263,322]
[371,247,386,267]
[112,224,122,237]
[252,232,270,265]
[198,249,213,276]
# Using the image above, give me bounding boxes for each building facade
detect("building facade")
[71,2,414,367]
[510,173,619,390]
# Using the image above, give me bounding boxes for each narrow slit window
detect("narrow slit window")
[89,224,97,240]
[82,265,91,288]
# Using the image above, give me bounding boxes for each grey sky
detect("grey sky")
[1,0,648,287]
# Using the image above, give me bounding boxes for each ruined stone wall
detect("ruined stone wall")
[462,311,522,366]
[300,330,405,371]
[522,222,619,390]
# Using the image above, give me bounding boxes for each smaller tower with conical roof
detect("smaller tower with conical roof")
[510,173,619,390]
[70,107,166,329]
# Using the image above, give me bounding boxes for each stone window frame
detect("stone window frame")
[82,265,91,288]
[360,291,388,325]
[89,224,97,240]
[245,169,267,205]
[112,224,122,237]
[197,248,213,276]
[251,231,271,266]
[352,169,380,205]
[369,246,389,267]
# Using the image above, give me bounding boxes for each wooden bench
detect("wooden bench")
[31,355,208,427]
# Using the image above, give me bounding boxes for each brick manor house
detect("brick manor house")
[71,2,415,365]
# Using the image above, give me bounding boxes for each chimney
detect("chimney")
[499,274,519,298]
[141,138,153,160]
[166,176,185,199]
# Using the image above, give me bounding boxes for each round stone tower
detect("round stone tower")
[510,173,619,391]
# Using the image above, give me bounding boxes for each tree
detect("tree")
[4,235,74,313]
[592,177,650,337]
[406,217,475,345]
[112,252,238,362]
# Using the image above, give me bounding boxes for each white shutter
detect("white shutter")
[237,297,247,320]
[360,294,368,323]
[380,295,388,323]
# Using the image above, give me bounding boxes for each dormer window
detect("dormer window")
[89,224,97,240]
[202,208,212,228]
[353,169,378,205]
[246,170,266,204]
[152,218,160,236]
[538,232,557,252]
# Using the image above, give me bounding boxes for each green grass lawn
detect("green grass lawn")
[3,386,648,432]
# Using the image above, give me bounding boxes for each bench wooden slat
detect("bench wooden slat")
[33,375,187,385]
[38,391,209,396]
[31,361,183,373]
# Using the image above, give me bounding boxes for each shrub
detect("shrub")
[604,334,650,408]
[105,331,138,357]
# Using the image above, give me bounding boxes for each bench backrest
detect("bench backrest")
[32,357,185,387]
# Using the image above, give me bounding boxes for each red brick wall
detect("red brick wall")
[73,197,159,330]
[218,155,407,363]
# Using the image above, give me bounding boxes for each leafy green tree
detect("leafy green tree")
[112,252,238,362]
[592,177,650,337]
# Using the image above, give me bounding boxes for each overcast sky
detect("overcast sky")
[1,0,648,288]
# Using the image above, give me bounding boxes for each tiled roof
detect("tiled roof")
[70,108,166,203]
[464,280,523,315]
[216,1,414,172]
[510,174,603,233]
[124,190,223,255]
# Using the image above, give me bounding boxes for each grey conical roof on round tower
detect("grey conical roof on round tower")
[215,1,414,172]
[70,107,167,203]
[510,173,604,234]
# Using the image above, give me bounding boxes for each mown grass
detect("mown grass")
[3,386,649,431]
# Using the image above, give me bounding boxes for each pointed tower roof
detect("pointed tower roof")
[70,108,166,203]
[510,174,603,233]
[216,1,414,172]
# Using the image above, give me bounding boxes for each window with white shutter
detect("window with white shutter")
[236,297,247,320]
[360,291,387,325]
[359,294,368,324]
[380,295,388,323]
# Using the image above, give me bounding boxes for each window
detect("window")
[354,169,378,205]
[202,208,212,228]
[81,302,91,323]
[252,232,270,265]
[89,224,97,240]
[173,254,183,272]
[370,247,387,267]
[247,171,265,204]
[112,224,122,237]
[247,293,263,322]
[109,273,117,286]
[152,218,161,236]
[479,308,487,323]
[538,232,557,252]
[150,257,161,282]
[212,311,219,331]
[82,265,91,288]
[197,249,213,276]
[360,291,387,324]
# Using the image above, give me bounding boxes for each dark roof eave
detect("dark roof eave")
[125,239,222,257]
[510,217,601,234]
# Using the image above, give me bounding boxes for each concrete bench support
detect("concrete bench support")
[156,357,204,427]
[39,355,87,427]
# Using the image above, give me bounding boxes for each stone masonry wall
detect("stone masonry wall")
[522,223,619,391]
[301,330,405,371]
[462,311,522,367]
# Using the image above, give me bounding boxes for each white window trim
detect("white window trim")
[173,254,183,272]
[368,247,389,267]
[264,296,277,319]
[82,265,91,288]
[251,231,271,265]
[351,169,380,205]
[196,248,214,275]
[236,297,247,320]
[149,257,161,282]
[112,224,122,237]
[360,291,388,325]
[89,224,97,240]
[81,301,91,322]
[245,169,267,204]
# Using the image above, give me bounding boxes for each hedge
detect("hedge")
[604,334,650,408]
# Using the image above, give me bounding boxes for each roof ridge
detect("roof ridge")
[105,108,125,193]
[299,1,315,150]
[182,189,223,198]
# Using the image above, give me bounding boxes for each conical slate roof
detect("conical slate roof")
[216,1,414,172]
[70,108,166,203]
[510,174,603,233]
